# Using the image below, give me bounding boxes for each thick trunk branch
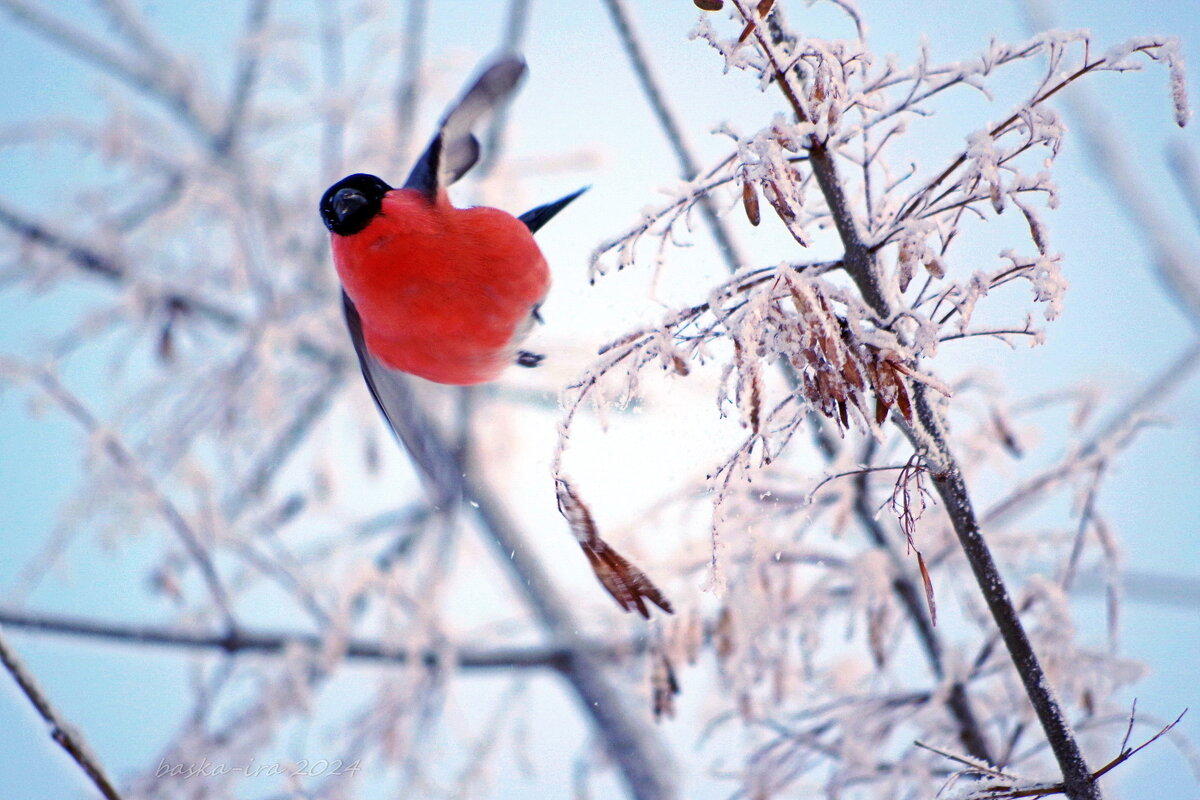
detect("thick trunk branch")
[910,389,1100,799]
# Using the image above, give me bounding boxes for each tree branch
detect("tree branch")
[0,606,641,671]
[24,367,238,635]
[0,200,122,280]
[0,0,216,144]
[911,413,1098,800]
[1020,0,1200,328]
[0,198,246,329]
[215,0,272,155]
[731,2,1101,795]
[600,0,746,274]
[0,624,124,800]
[365,371,677,800]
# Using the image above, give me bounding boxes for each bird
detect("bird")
[320,57,584,386]
[320,55,672,617]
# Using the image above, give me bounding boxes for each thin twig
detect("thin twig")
[0,0,216,144]
[914,739,1016,779]
[967,709,1188,798]
[92,0,173,63]
[0,200,122,280]
[891,56,1109,228]
[27,367,238,634]
[0,198,245,329]
[0,606,644,670]
[600,0,745,274]
[392,0,428,170]
[0,625,124,800]
[1020,0,1200,326]
[216,0,272,154]
[853,442,993,763]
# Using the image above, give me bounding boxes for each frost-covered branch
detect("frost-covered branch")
[10,363,238,634]
[560,4,1193,796]
[1020,0,1200,326]
[0,0,218,144]
[726,12,1095,794]
[601,0,745,273]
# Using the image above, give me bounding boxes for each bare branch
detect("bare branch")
[0,199,122,280]
[91,0,175,68]
[0,0,216,143]
[22,366,238,634]
[215,0,272,155]
[0,606,644,671]
[965,709,1188,798]
[0,624,124,800]
[392,0,428,169]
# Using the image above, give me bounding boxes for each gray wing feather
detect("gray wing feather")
[403,56,527,198]
[341,292,462,509]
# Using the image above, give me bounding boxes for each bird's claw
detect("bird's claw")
[517,350,544,368]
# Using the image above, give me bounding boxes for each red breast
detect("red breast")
[332,189,550,385]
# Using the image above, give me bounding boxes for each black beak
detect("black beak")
[332,188,369,227]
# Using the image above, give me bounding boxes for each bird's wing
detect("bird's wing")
[341,291,462,509]
[342,301,674,617]
[518,186,589,233]
[403,56,527,200]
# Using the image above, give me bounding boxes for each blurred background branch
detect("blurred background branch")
[0,1,1196,799]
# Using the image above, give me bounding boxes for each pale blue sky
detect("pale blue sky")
[1,1,1197,798]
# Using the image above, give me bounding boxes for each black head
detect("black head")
[319,173,393,235]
